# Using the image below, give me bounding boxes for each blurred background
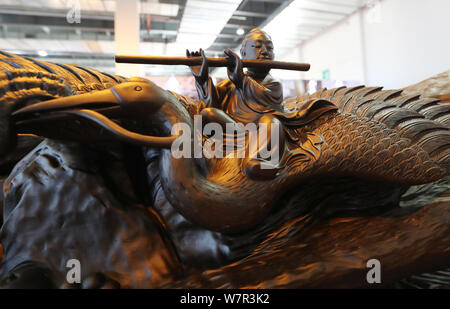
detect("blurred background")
[0,0,448,100]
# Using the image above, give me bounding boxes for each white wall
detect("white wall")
[115,0,143,77]
[362,0,450,88]
[282,0,450,89]
[301,12,364,83]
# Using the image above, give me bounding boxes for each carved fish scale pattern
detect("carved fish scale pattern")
[0,50,125,94]
[296,113,446,185]
[302,86,450,176]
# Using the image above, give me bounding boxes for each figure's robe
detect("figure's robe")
[197,73,284,123]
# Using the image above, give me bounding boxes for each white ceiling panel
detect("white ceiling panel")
[97,40,115,54]
[141,1,179,16]
[102,0,115,12]
[0,0,18,5]
[45,0,67,10]
[58,40,91,53]
[292,0,361,15]
[80,0,103,12]
[0,0,179,16]
[176,0,242,52]
[0,38,18,50]
[0,38,112,54]
[264,0,366,58]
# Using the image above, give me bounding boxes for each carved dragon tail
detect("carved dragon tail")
[289,86,450,185]
[0,50,125,94]
[319,86,449,171]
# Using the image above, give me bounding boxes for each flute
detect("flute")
[115,55,311,72]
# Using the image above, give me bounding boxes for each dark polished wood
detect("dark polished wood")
[115,55,311,72]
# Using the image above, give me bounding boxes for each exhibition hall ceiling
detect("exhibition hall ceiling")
[0,0,366,75]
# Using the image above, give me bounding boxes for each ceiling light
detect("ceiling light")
[176,0,241,52]
[236,28,245,36]
[263,0,362,57]
[38,50,48,57]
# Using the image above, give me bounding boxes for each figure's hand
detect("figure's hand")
[186,48,209,84]
[224,49,244,89]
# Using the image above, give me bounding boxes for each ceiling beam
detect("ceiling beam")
[233,10,270,18]
[6,50,114,59]
[0,6,181,23]
[223,23,254,29]
[0,13,179,36]
[243,0,286,3]
[210,42,233,46]
[0,5,113,20]
[217,33,242,39]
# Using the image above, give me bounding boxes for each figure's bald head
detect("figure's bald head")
[240,28,274,78]
[240,28,274,60]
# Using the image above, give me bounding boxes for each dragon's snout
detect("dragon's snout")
[12,79,163,120]
[12,79,179,148]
